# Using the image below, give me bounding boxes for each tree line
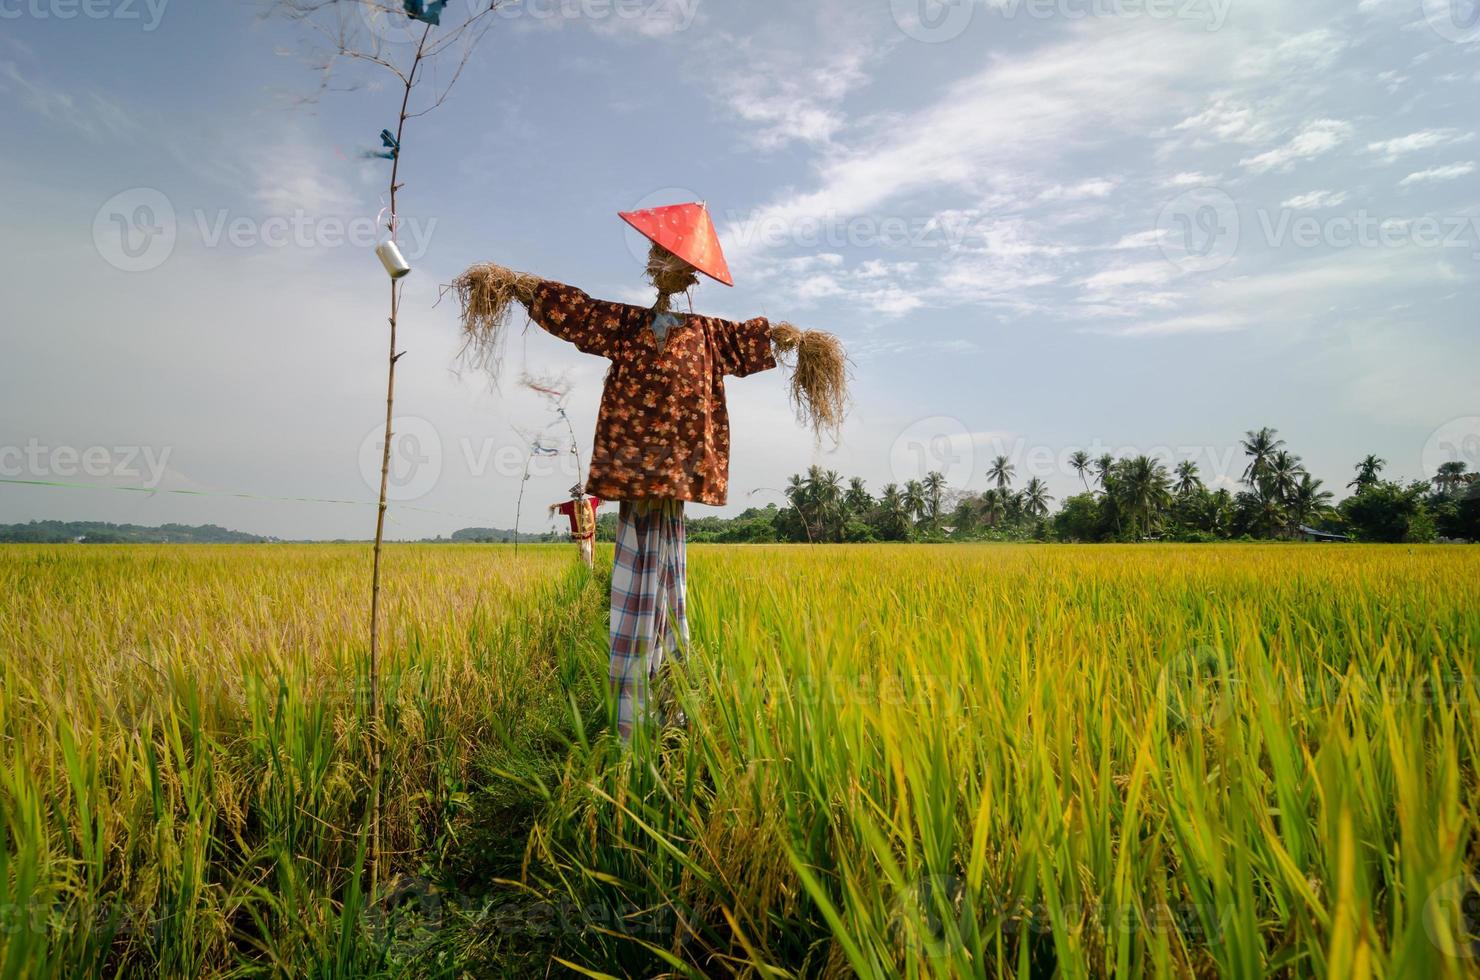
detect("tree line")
[596,427,1477,545]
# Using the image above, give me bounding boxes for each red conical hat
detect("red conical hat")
[618,202,733,286]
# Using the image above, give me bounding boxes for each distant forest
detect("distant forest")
[589,428,1479,545]
[10,426,1475,546]
[0,521,538,545]
[0,521,274,544]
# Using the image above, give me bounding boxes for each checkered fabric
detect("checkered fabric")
[608,498,688,738]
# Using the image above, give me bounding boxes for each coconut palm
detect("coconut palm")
[1253,491,1288,538]
[1286,473,1334,532]
[877,483,912,540]
[1174,460,1203,496]
[1069,450,1092,491]
[785,472,808,511]
[1114,455,1172,539]
[787,471,821,542]
[1202,488,1235,536]
[1022,477,1053,517]
[843,477,873,518]
[1240,426,1285,488]
[805,466,844,540]
[903,480,927,525]
[978,487,1008,527]
[1094,454,1116,492]
[922,471,947,532]
[987,455,1016,491]
[1349,454,1386,490]
[1261,450,1304,507]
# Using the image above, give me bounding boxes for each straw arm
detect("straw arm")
[767,321,849,440]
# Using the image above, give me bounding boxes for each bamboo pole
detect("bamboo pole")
[367,21,432,898]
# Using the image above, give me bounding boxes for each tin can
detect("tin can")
[376,240,412,279]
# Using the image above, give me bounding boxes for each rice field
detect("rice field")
[2,543,1477,977]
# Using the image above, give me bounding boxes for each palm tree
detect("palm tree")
[878,483,911,540]
[843,477,873,519]
[1174,460,1203,496]
[787,472,821,542]
[1240,427,1285,488]
[1202,488,1234,536]
[1434,461,1469,494]
[903,480,927,526]
[1262,450,1304,505]
[785,472,809,515]
[987,455,1015,491]
[1093,453,1116,492]
[977,487,1007,528]
[1349,454,1386,490]
[1286,473,1334,532]
[922,471,947,533]
[1254,491,1288,538]
[1114,455,1172,539]
[806,466,844,540]
[1069,450,1092,491]
[1022,477,1052,517]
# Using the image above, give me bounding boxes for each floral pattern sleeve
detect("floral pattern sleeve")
[528,280,628,358]
[708,315,777,378]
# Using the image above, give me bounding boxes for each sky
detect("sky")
[1,0,1477,539]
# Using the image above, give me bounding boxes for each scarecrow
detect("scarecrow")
[550,489,603,568]
[452,202,846,738]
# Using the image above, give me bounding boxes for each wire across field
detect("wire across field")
[1,543,1476,977]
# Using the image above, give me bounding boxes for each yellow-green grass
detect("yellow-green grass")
[530,544,1480,978]
[0,543,601,977]
[2,543,1477,978]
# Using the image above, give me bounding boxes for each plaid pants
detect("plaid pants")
[609,498,688,738]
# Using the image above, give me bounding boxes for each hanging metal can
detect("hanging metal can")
[376,240,412,279]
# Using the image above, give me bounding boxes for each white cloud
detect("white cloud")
[1165,171,1221,187]
[1398,162,1476,186]
[1111,229,1164,249]
[1240,118,1353,173]
[705,37,874,149]
[1104,313,1248,337]
[0,60,140,142]
[1235,29,1347,77]
[1367,129,1475,162]
[1174,100,1278,145]
[249,141,359,216]
[729,22,1233,254]
[1281,189,1350,209]
[1079,261,1178,292]
[859,285,925,316]
[1038,178,1118,202]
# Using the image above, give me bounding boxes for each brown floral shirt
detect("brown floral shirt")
[528,279,776,506]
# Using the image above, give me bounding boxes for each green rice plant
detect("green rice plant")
[527,544,1480,978]
[0,543,601,976]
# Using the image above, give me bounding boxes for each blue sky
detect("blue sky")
[1,0,1476,538]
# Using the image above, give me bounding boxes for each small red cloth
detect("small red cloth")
[556,496,603,539]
